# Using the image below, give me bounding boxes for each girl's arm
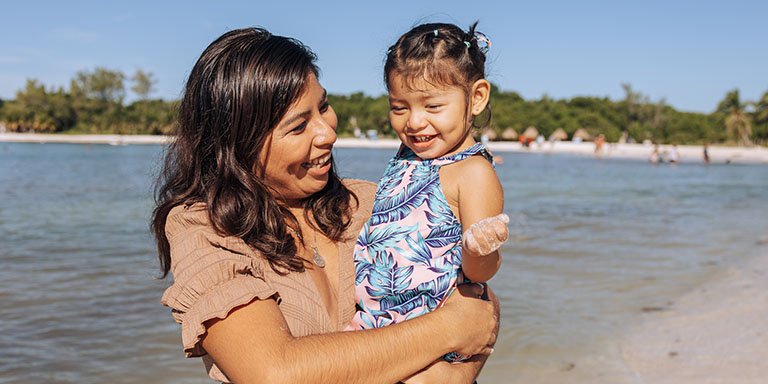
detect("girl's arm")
[201,283,496,384]
[451,155,506,283]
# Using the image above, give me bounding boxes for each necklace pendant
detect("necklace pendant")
[312,249,326,268]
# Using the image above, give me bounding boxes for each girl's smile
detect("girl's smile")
[410,134,438,148]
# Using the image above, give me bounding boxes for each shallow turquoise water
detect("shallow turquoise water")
[1,142,766,383]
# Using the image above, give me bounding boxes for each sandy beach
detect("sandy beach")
[0,133,173,146]
[485,140,768,165]
[620,246,768,383]
[2,133,768,164]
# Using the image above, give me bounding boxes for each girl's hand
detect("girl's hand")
[437,283,497,357]
[463,213,510,256]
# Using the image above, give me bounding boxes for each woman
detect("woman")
[151,27,498,383]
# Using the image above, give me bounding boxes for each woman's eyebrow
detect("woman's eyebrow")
[281,110,311,129]
[280,90,328,128]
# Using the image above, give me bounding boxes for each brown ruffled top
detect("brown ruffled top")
[160,179,375,382]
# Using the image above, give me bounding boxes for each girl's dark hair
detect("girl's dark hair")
[151,27,356,277]
[384,22,491,129]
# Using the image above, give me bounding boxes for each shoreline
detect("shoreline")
[0,133,172,146]
[1,133,767,164]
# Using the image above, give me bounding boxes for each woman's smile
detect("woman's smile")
[302,152,332,169]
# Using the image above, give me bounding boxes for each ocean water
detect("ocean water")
[1,142,766,383]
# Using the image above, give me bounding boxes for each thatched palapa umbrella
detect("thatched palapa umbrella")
[501,127,518,140]
[549,128,568,141]
[572,128,592,141]
[481,128,497,141]
[522,126,539,140]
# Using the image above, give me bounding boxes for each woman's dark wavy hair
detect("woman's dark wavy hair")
[151,27,356,277]
[384,21,491,129]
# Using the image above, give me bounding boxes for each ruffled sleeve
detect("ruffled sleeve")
[160,203,277,358]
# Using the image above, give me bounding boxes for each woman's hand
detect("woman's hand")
[401,360,461,384]
[437,283,498,357]
[403,284,501,384]
[463,213,509,256]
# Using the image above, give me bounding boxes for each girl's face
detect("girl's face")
[387,73,490,159]
[258,73,337,205]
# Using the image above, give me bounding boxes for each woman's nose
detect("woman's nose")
[312,114,337,147]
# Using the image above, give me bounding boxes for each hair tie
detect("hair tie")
[434,29,438,37]
[473,31,491,55]
[463,41,471,48]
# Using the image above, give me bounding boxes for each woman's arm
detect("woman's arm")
[202,283,496,384]
[401,284,501,384]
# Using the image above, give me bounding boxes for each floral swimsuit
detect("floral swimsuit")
[346,143,493,362]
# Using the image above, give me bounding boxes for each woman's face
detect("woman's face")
[258,73,338,204]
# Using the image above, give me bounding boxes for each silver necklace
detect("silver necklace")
[287,226,326,268]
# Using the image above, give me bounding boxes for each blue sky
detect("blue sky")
[1,0,766,113]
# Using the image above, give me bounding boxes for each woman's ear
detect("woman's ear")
[470,79,491,116]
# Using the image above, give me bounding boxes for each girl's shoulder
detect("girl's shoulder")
[440,153,497,183]
[439,152,498,206]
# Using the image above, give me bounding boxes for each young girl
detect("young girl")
[347,22,508,366]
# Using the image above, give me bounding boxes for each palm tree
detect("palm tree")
[753,90,768,145]
[716,89,752,146]
[755,90,768,125]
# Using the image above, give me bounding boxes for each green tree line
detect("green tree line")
[1,68,766,145]
[0,68,176,135]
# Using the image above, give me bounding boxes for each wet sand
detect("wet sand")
[2,133,767,164]
[620,250,768,383]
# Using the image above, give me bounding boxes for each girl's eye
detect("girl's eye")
[427,104,442,110]
[320,101,330,113]
[390,106,406,112]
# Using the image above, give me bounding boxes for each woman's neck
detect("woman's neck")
[286,205,307,220]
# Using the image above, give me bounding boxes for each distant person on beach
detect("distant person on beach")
[650,144,662,163]
[346,22,508,382]
[668,144,680,164]
[594,134,606,158]
[151,28,498,383]
[703,144,711,163]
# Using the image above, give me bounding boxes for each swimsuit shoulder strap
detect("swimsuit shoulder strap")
[432,143,495,168]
